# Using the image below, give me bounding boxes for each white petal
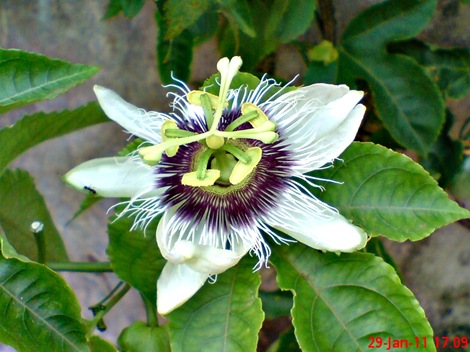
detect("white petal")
[157,262,207,315]
[156,206,249,274]
[308,103,366,169]
[94,85,165,143]
[263,184,367,252]
[264,84,365,173]
[64,157,158,198]
[289,103,365,174]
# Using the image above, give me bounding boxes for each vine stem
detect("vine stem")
[142,294,159,327]
[317,0,336,43]
[46,261,113,272]
[87,283,131,337]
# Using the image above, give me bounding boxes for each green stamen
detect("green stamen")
[139,130,212,165]
[221,144,251,164]
[197,148,215,180]
[225,110,259,132]
[164,129,196,138]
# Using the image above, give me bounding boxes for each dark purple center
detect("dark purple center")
[155,108,294,232]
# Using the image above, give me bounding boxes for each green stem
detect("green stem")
[47,261,113,272]
[87,283,131,337]
[142,294,159,327]
[96,281,125,306]
[31,221,46,264]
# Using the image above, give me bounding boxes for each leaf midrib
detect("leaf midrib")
[0,65,94,106]
[0,264,85,351]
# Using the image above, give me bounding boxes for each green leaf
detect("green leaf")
[268,326,301,352]
[155,10,194,84]
[219,0,255,37]
[218,0,314,71]
[88,336,117,352]
[107,216,165,307]
[0,244,88,352]
[120,0,145,18]
[310,142,470,242]
[450,157,470,202]
[102,0,123,19]
[0,49,98,114]
[187,8,219,46]
[338,0,445,154]
[389,39,470,100]
[0,102,108,176]
[419,109,464,187]
[259,289,292,319]
[271,243,435,352]
[163,0,213,39]
[118,322,170,352]
[66,195,103,226]
[365,237,402,280]
[304,60,338,85]
[168,257,264,352]
[0,169,68,261]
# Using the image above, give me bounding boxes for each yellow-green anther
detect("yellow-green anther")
[221,144,251,164]
[139,145,164,165]
[164,129,196,138]
[241,102,270,128]
[187,90,221,109]
[161,120,179,157]
[225,110,259,132]
[254,132,279,143]
[182,169,221,187]
[229,147,262,185]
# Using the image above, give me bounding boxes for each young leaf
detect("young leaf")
[270,243,436,352]
[0,49,98,114]
[168,257,264,352]
[338,0,445,154]
[107,216,165,307]
[118,321,170,352]
[0,169,68,261]
[0,102,108,176]
[0,244,88,352]
[309,142,470,241]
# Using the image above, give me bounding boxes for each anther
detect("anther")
[229,147,262,185]
[161,120,179,157]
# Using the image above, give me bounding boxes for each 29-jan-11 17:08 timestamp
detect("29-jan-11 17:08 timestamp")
[368,336,469,349]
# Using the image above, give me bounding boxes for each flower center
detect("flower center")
[138,57,278,187]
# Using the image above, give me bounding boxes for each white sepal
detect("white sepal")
[94,85,165,144]
[64,157,157,198]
